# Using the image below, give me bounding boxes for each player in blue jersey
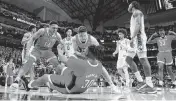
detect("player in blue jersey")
[10,21,65,90]
[22,45,119,94]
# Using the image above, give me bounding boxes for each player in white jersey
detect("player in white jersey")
[21,25,36,64]
[113,29,130,87]
[127,1,156,93]
[62,28,74,57]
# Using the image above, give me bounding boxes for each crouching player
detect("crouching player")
[22,45,119,94]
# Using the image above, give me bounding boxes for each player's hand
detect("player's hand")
[112,53,116,57]
[75,52,87,60]
[168,30,175,35]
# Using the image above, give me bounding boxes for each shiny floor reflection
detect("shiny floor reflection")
[0,87,176,101]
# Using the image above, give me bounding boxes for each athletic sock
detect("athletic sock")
[124,68,130,87]
[134,71,143,82]
[146,77,154,88]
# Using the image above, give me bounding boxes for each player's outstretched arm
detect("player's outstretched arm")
[32,28,45,41]
[168,30,176,40]
[56,32,67,57]
[101,66,116,87]
[147,33,158,44]
[57,46,68,64]
[113,42,119,57]
[21,33,30,46]
[131,11,142,39]
[168,30,176,36]
[101,66,120,93]
[56,32,63,44]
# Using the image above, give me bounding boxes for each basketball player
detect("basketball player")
[10,21,65,90]
[22,45,119,94]
[72,26,99,57]
[21,25,36,80]
[4,58,15,86]
[21,25,36,64]
[58,28,74,58]
[148,28,176,90]
[127,1,156,93]
[112,28,130,87]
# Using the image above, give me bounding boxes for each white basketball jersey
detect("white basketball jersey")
[130,10,147,40]
[63,37,74,56]
[24,32,34,50]
[118,38,129,59]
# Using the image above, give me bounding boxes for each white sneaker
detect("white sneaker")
[10,83,19,90]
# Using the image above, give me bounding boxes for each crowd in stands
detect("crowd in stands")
[0,46,21,65]
[0,0,41,24]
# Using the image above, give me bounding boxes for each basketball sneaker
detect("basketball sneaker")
[21,76,30,91]
[48,87,54,92]
[136,82,146,91]
[156,84,163,91]
[10,81,19,90]
[138,84,157,94]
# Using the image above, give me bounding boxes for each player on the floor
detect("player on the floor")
[112,28,130,87]
[72,26,99,57]
[21,25,36,80]
[10,21,65,90]
[126,1,156,93]
[23,45,119,94]
[148,28,176,90]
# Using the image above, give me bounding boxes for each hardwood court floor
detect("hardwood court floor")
[0,86,176,101]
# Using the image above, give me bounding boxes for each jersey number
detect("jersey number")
[159,40,165,46]
[78,47,86,53]
[45,42,51,47]
[67,45,70,50]
[81,80,95,88]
